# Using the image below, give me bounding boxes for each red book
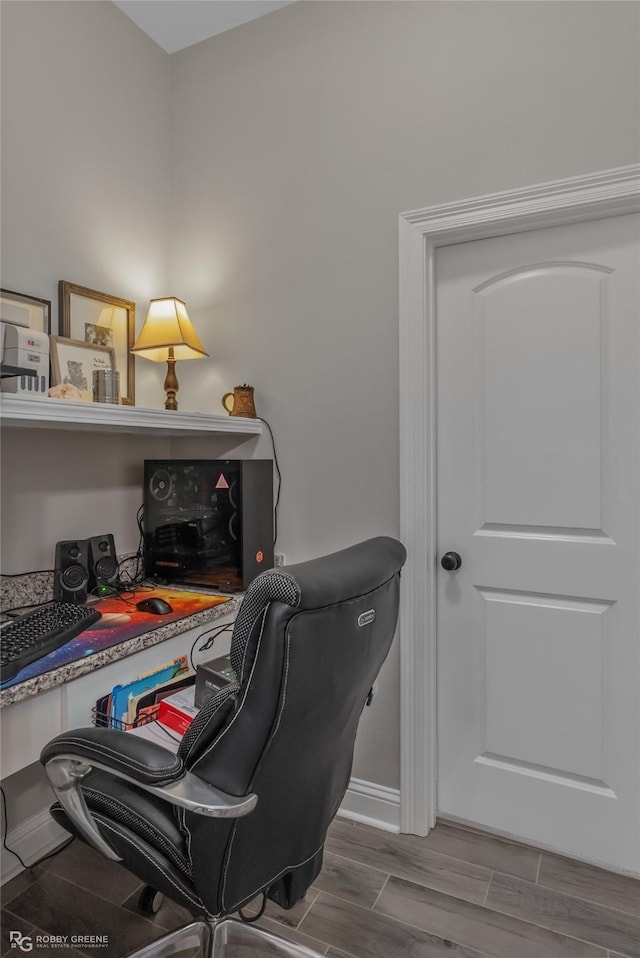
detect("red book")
[157,687,199,737]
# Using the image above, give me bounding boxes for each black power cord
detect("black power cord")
[0,568,54,578]
[189,621,235,670]
[1,598,58,617]
[85,504,149,605]
[115,505,147,588]
[238,890,268,923]
[1,783,74,872]
[260,417,281,547]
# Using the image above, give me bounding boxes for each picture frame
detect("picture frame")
[0,288,51,334]
[59,281,135,405]
[50,336,116,403]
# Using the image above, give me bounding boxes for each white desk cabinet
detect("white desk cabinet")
[1,686,64,778]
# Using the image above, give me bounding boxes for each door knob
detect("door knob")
[441,551,462,571]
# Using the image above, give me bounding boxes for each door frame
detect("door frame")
[398,164,640,835]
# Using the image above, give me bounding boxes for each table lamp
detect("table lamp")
[131,297,208,410]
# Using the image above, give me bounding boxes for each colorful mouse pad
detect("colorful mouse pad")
[2,588,230,689]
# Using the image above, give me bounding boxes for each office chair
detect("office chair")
[41,536,407,958]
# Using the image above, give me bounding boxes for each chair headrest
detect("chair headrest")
[274,536,407,610]
[229,537,406,681]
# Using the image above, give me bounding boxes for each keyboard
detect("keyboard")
[0,602,102,684]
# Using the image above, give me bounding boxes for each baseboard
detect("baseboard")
[338,777,401,832]
[1,808,68,884]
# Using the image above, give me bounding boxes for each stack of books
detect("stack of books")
[93,655,199,752]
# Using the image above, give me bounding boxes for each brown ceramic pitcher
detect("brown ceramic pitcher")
[221,384,257,418]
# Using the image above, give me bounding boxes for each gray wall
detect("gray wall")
[0,0,172,573]
[0,0,173,833]
[1,0,170,333]
[167,0,639,785]
[0,1,638,824]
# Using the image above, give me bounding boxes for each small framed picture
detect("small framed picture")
[0,289,51,334]
[50,336,116,402]
[59,281,135,405]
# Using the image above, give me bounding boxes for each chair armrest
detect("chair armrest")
[42,727,185,785]
[41,728,258,862]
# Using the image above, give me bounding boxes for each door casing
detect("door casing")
[398,164,640,836]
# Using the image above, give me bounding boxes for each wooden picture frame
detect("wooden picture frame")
[0,288,51,334]
[59,281,135,405]
[50,336,116,403]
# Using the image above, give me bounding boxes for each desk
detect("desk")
[0,586,242,777]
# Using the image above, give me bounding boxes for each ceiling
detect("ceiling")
[112,0,296,54]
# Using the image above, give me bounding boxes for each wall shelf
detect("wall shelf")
[0,394,262,438]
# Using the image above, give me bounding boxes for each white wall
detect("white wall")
[167,0,640,786]
[0,1,638,811]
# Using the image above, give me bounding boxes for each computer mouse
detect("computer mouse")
[135,597,173,615]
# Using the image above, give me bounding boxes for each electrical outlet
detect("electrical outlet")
[274,553,286,567]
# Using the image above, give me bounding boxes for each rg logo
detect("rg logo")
[9,932,33,952]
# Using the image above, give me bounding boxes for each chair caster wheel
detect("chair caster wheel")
[139,885,164,915]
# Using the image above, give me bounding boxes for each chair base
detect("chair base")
[126,917,325,958]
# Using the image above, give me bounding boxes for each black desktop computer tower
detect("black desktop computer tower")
[143,459,273,592]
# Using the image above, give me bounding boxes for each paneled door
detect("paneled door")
[435,213,639,872]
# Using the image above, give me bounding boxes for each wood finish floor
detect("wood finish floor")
[2,818,639,958]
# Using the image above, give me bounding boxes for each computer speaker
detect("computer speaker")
[88,533,119,593]
[53,539,90,604]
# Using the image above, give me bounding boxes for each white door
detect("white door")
[435,213,640,873]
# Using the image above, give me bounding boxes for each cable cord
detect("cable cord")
[85,505,148,603]
[189,621,235,670]
[1,784,74,872]
[1,598,60,617]
[237,890,268,923]
[0,568,54,578]
[115,505,147,587]
[260,417,281,547]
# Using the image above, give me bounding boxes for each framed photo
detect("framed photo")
[0,289,51,334]
[59,281,135,405]
[50,336,116,402]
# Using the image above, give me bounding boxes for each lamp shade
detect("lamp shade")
[131,297,209,362]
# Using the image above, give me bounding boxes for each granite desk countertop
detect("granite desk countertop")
[0,572,243,708]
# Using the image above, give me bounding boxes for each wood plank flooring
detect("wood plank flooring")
[2,818,638,958]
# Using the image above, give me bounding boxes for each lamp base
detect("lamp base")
[164,354,179,411]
